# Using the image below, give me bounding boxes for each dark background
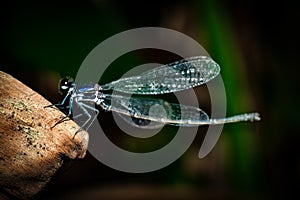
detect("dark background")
[0,0,299,199]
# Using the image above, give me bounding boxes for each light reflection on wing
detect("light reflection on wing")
[101,56,220,95]
[102,94,209,129]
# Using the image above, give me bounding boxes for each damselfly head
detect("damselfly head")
[59,77,74,95]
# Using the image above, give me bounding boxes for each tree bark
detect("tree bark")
[0,71,89,199]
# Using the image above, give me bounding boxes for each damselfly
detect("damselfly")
[47,56,260,135]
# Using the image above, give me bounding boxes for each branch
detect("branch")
[0,71,89,199]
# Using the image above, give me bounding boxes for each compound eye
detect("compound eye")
[59,77,73,94]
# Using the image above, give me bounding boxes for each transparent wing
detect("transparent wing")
[101,94,209,129]
[101,56,220,95]
[100,94,261,129]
